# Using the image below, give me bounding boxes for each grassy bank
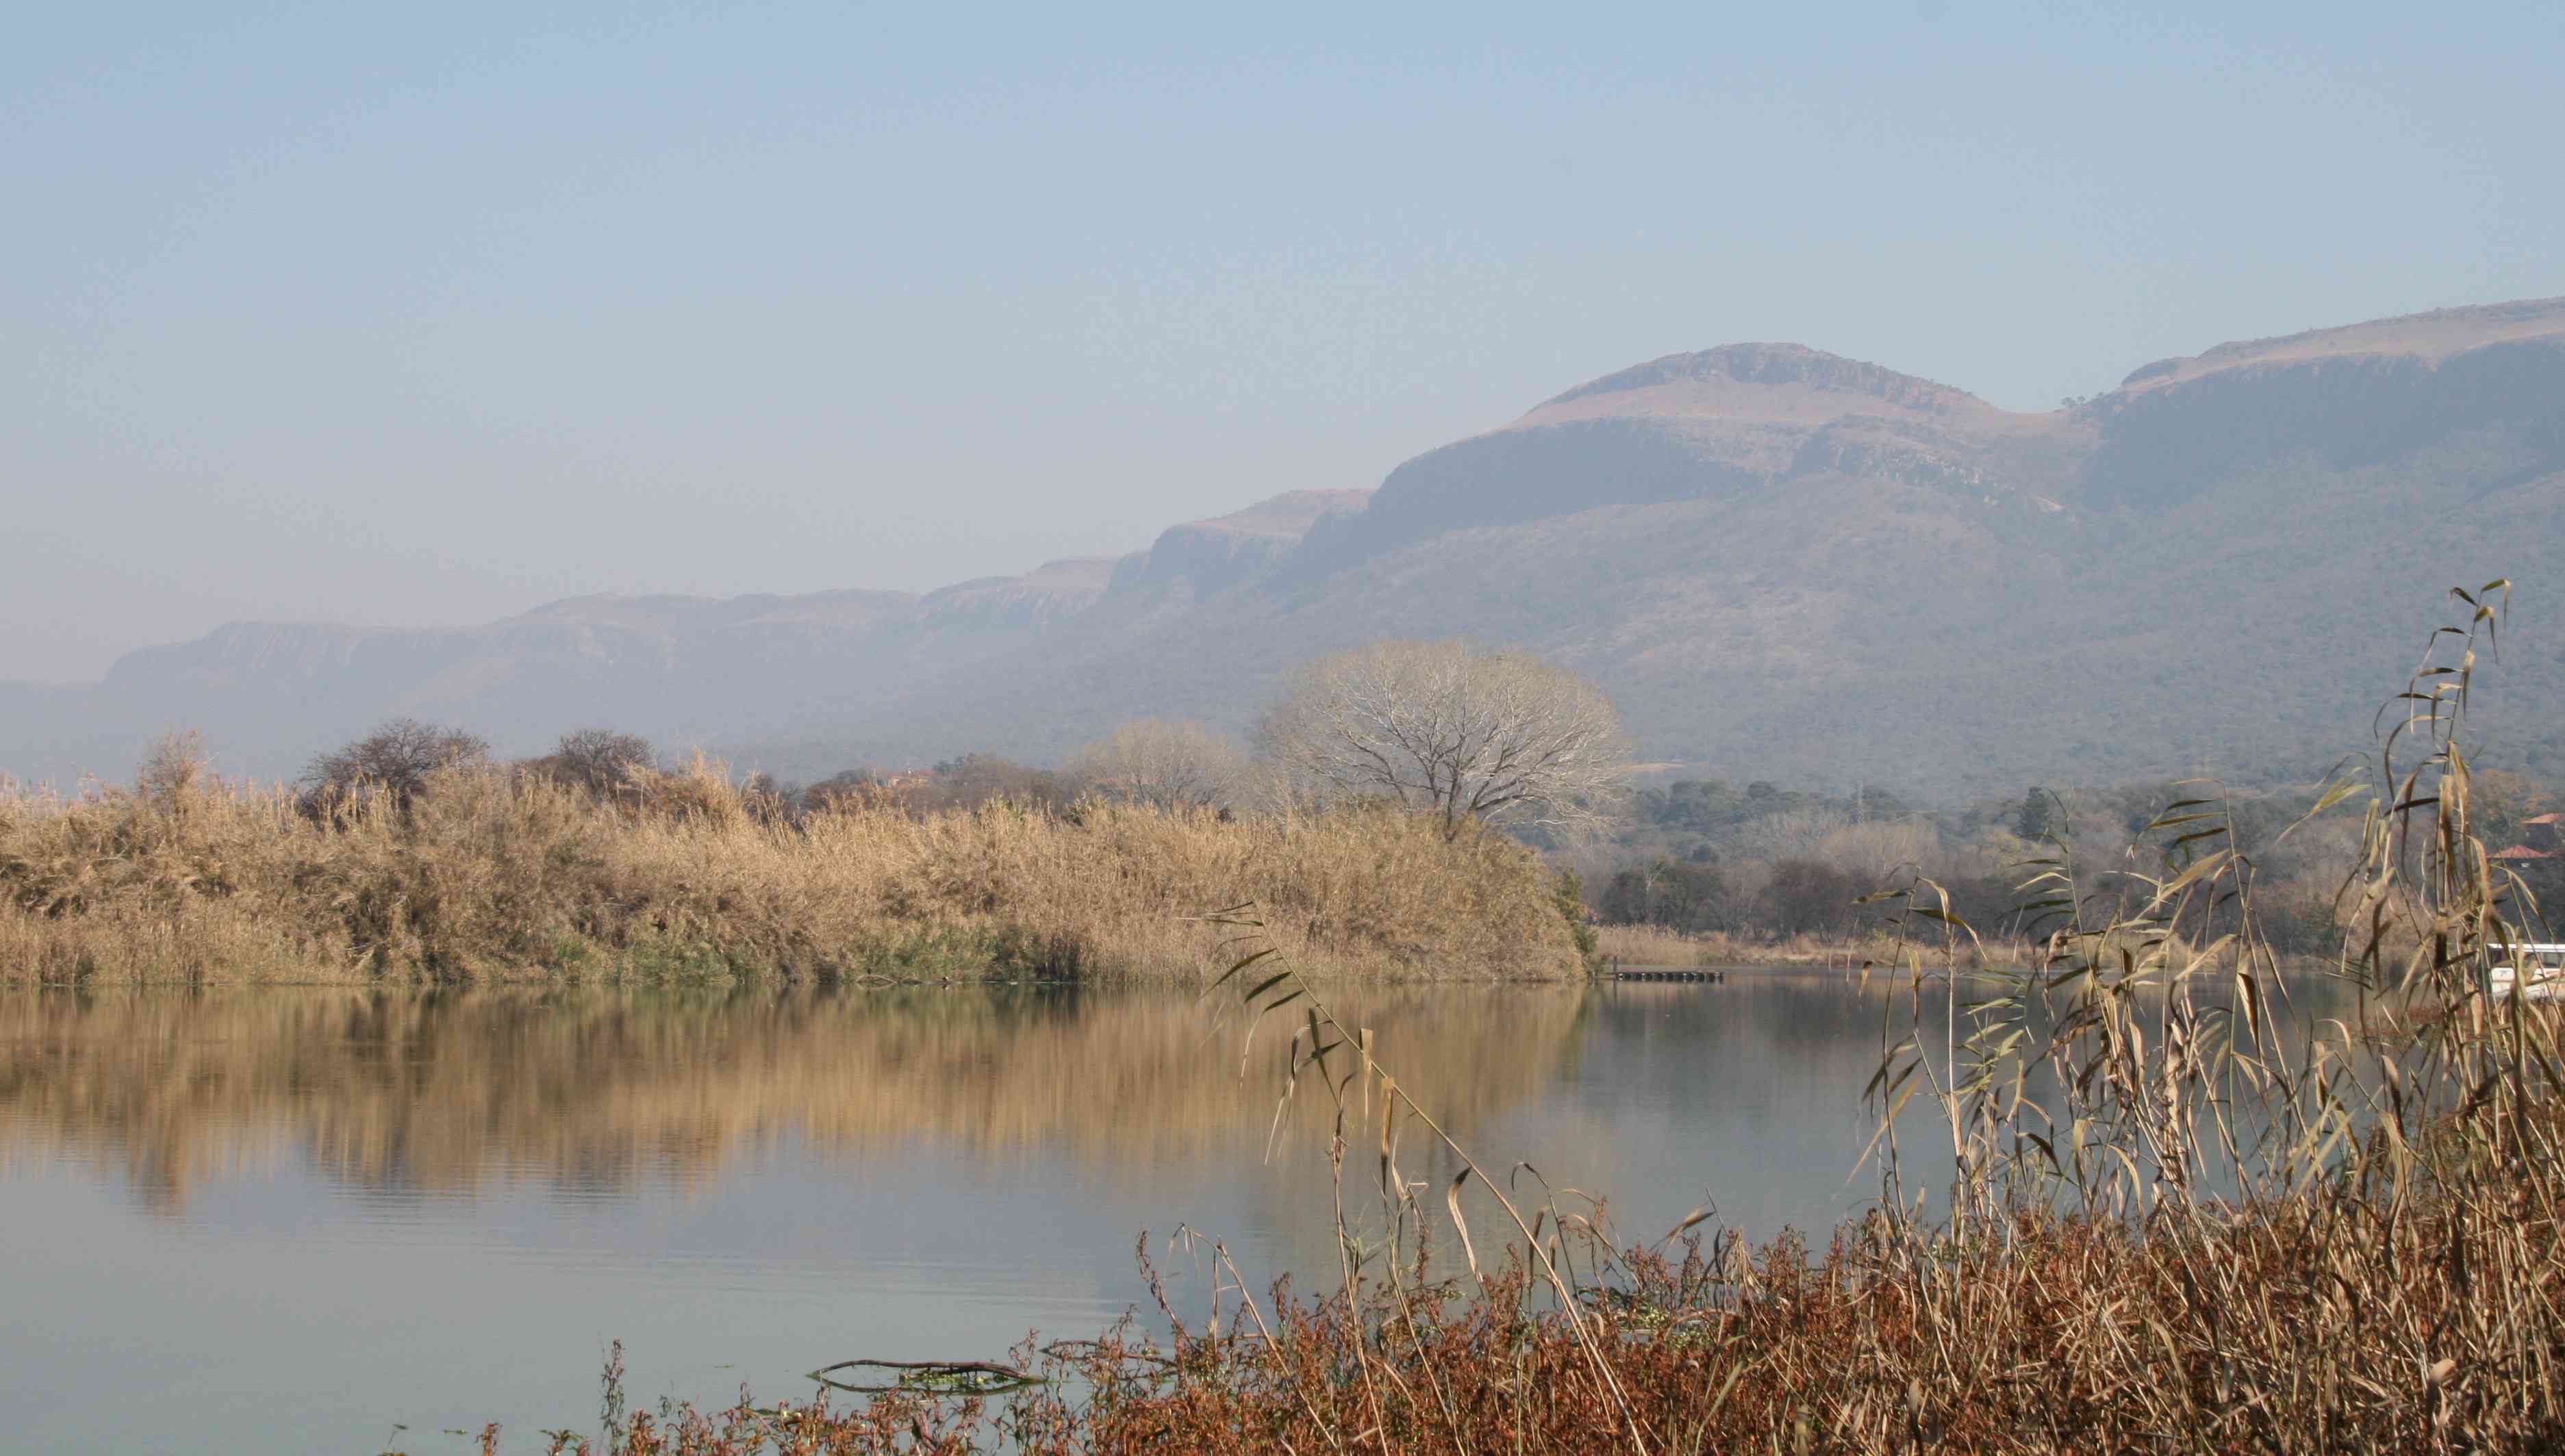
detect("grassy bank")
[0,752,1584,984]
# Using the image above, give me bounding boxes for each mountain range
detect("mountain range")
[8,298,2564,801]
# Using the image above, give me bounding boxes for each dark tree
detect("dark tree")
[801,768,881,813]
[2014,787,2055,843]
[525,728,656,797]
[302,719,490,808]
[742,771,803,826]
[1757,859,1865,936]
[1601,858,1730,933]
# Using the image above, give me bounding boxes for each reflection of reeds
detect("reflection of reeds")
[0,984,1592,1212]
[0,761,1582,984]
[1591,923,2017,969]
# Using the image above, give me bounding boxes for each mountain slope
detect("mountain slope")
[9,298,2563,798]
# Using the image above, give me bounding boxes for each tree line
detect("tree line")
[285,635,2565,955]
[293,639,1634,838]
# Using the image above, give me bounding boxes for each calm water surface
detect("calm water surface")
[0,973,2290,1453]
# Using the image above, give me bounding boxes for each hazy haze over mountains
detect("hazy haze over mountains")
[9,298,2564,800]
[12,3,2565,692]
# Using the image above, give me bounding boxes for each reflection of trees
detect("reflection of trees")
[0,984,1593,1214]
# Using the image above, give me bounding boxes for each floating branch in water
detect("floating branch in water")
[805,1357,1040,1396]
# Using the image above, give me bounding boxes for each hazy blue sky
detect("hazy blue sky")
[7,1,2561,680]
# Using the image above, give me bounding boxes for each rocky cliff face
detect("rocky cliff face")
[922,559,1115,630]
[11,298,2564,795]
[2081,325,2565,512]
[1294,342,2084,578]
[1109,489,1374,595]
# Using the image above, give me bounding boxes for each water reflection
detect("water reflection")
[0,972,2365,1455]
[0,983,1595,1214]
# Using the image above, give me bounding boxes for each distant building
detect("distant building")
[2493,814,2563,863]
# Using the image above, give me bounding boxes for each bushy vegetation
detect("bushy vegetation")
[0,745,1587,985]
[298,717,490,808]
[1581,765,2565,959]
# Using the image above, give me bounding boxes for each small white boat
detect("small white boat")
[2488,943,2565,999]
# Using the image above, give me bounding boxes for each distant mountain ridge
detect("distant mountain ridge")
[9,298,2564,800]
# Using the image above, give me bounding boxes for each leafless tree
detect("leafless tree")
[301,719,490,808]
[1067,719,1247,809]
[1734,806,1852,865]
[524,727,656,797]
[1253,639,1633,841]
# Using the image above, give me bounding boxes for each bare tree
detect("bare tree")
[1254,640,1632,840]
[1734,806,1852,865]
[524,727,656,797]
[136,728,214,813]
[1067,719,1247,809]
[301,719,490,807]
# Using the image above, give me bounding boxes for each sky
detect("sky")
[5,1,2562,682]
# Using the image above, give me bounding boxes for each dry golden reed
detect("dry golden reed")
[0,752,1584,984]
[537,580,2557,1455]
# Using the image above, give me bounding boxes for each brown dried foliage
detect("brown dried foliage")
[0,758,1583,984]
[448,583,2565,1453]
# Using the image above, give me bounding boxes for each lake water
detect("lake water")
[0,971,2339,1453]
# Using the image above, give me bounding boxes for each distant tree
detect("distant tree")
[906,753,1067,814]
[135,728,214,813]
[1067,719,1246,809]
[523,728,655,798]
[1254,639,1633,841]
[1600,858,1729,932]
[741,771,803,826]
[302,719,490,808]
[2014,787,2056,842]
[800,768,881,814]
[1757,859,1865,936]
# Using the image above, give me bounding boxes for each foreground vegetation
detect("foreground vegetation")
[432,583,2565,1453]
[0,750,1585,984]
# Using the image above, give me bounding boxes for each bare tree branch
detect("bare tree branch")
[1253,641,1633,841]
[1066,719,1248,810]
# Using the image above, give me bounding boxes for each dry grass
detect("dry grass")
[488,1169,2565,1454]
[0,754,1584,985]
[446,583,2565,1453]
[1589,923,1710,967]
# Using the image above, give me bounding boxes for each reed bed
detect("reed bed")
[520,1156,2565,1455]
[0,756,1584,984]
[442,583,2565,1455]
